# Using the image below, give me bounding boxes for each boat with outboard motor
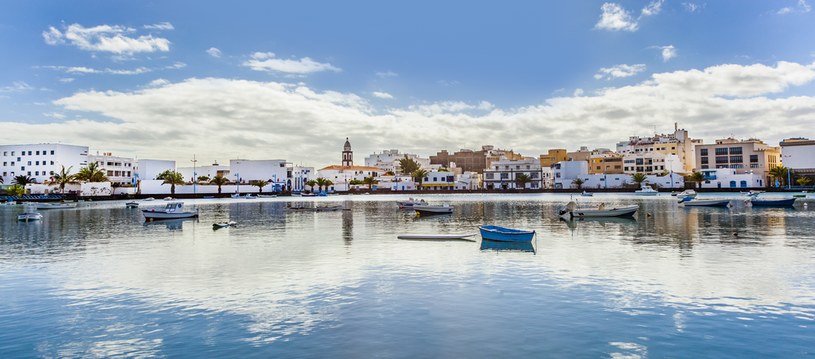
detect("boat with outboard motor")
[558,201,638,219]
[142,202,199,220]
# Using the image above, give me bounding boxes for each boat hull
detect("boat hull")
[567,205,638,218]
[17,213,43,222]
[413,205,453,215]
[682,199,731,207]
[142,211,199,220]
[398,234,476,241]
[751,198,796,207]
[479,225,535,242]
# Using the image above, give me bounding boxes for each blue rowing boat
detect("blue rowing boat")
[751,198,796,207]
[479,225,535,242]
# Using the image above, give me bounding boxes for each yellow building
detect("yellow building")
[539,149,567,167]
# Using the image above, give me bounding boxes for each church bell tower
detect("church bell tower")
[342,137,353,166]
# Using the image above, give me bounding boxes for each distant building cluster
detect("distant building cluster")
[2,123,814,195]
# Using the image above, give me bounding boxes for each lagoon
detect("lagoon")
[1,193,814,357]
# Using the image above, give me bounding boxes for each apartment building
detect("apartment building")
[0,143,89,184]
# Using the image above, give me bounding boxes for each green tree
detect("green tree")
[5,184,26,196]
[250,180,269,193]
[399,156,420,176]
[315,177,328,191]
[324,179,334,191]
[412,169,429,189]
[50,165,77,194]
[362,176,379,189]
[572,178,585,190]
[384,171,396,176]
[14,175,34,186]
[688,171,705,189]
[209,175,229,194]
[515,173,532,189]
[796,176,813,187]
[161,171,185,195]
[197,175,210,183]
[76,162,109,182]
[305,179,318,192]
[769,166,789,187]
[0,176,3,184]
[631,173,648,187]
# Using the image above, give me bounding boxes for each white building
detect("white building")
[230,159,289,190]
[291,165,315,192]
[552,161,589,189]
[616,124,701,174]
[454,171,481,190]
[420,170,456,190]
[378,175,417,191]
[780,138,815,180]
[570,173,684,189]
[483,158,543,189]
[364,149,431,174]
[622,152,684,175]
[177,162,231,183]
[699,169,765,189]
[317,165,384,192]
[0,143,89,184]
[135,159,176,181]
[88,152,135,185]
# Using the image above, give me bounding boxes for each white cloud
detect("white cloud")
[147,78,171,87]
[206,47,222,58]
[44,65,152,75]
[660,45,678,62]
[0,81,35,93]
[44,112,66,119]
[682,2,702,12]
[595,3,638,32]
[777,0,811,14]
[573,88,584,97]
[59,78,75,83]
[1,61,813,167]
[371,91,394,99]
[594,64,647,80]
[641,0,664,17]
[43,23,171,55]
[143,22,174,31]
[375,71,398,78]
[243,52,340,75]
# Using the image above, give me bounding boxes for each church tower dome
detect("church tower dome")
[342,137,353,166]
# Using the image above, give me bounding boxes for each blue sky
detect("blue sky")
[1,1,814,165]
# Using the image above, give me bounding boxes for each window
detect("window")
[485,173,494,179]
[50,171,54,175]
[10,151,15,156]
[750,155,758,163]
[27,151,31,155]
[36,151,40,155]
[500,173,509,179]
[729,147,743,155]
[729,156,743,163]
[27,161,31,165]
[2,151,5,156]
[1,162,5,166]
[50,150,54,155]
[35,171,39,176]
[715,156,728,164]
[715,148,728,155]
[35,161,39,166]
[700,157,709,164]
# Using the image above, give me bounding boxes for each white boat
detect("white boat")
[397,233,476,241]
[212,221,237,229]
[257,194,277,198]
[413,204,454,215]
[581,191,593,197]
[558,201,638,219]
[676,189,697,199]
[17,212,43,222]
[142,202,199,220]
[125,202,140,208]
[163,197,173,201]
[679,198,731,207]
[634,185,659,196]
[143,197,155,201]
[397,198,427,209]
[35,203,76,210]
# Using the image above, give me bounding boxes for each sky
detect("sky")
[0,0,814,167]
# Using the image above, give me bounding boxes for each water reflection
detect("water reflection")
[143,218,196,230]
[479,239,536,253]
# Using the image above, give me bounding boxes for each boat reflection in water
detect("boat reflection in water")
[142,218,197,230]
[480,238,535,253]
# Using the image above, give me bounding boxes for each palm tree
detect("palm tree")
[572,178,585,189]
[14,175,34,186]
[0,176,4,184]
[209,175,229,194]
[76,162,108,182]
[384,171,396,176]
[50,165,76,194]
[688,171,705,189]
[769,166,789,187]
[324,179,334,191]
[161,171,185,195]
[362,176,378,189]
[399,156,420,176]
[5,184,26,196]
[796,176,813,187]
[305,179,318,192]
[412,169,429,189]
[250,180,269,193]
[197,175,210,184]
[314,177,328,192]
[631,173,647,188]
[515,173,532,189]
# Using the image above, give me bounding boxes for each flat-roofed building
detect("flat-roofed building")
[0,143,89,184]
[695,138,780,185]
[88,152,135,185]
[539,149,567,167]
[779,138,815,181]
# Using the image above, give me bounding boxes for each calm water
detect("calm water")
[1,194,814,358]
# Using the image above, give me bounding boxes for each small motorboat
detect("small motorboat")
[212,221,237,230]
[479,225,535,242]
[396,198,427,209]
[125,202,140,208]
[413,204,453,216]
[749,198,796,207]
[163,197,173,201]
[634,185,659,196]
[792,193,807,198]
[397,233,476,241]
[676,189,697,200]
[17,212,43,222]
[300,193,317,197]
[257,194,277,198]
[35,203,76,210]
[558,201,638,219]
[581,191,593,197]
[143,197,155,201]
[679,198,731,207]
[142,202,199,221]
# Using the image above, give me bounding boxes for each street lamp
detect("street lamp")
[191,154,197,195]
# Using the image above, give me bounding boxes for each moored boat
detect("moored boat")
[397,198,427,209]
[413,204,453,216]
[634,185,659,196]
[581,191,593,197]
[676,189,697,200]
[750,198,796,207]
[17,212,43,222]
[125,202,139,208]
[142,202,199,220]
[479,225,535,242]
[35,203,76,210]
[212,221,237,229]
[558,201,638,219]
[397,233,476,241]
[679,198,731,207]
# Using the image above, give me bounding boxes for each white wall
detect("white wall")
[782,144,815,170]
[0,143,89,184]
[136,159,176,181]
